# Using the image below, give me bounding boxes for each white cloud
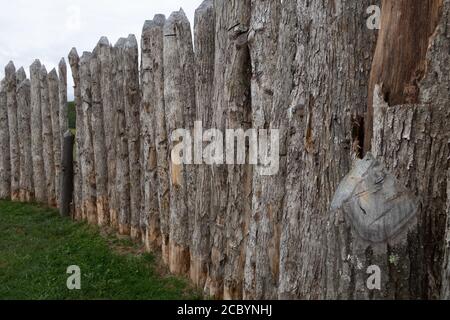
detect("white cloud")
[0,0,203,99]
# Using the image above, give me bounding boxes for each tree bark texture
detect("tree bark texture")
[68,49,84,220]
[16,78,34,202]
[79,52,97,225]
[48,69,61,207]
[30,60,46,203]
[0,79,10,199]
[163,10,196,275]
[191,0,215,290]
[113,38,131,235]
[5,62,20,201]
[40,66,56,207]
[123,35,142,240]
[90,45,109,227]
[141,18,166,251]
[58,59,69,156]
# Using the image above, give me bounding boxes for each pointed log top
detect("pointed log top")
[59,58,66,69]
[126,34,138,48]
[16,67,27,82]
[5,61,16,77]
[98,36,110,47]
[68,48,80,66]
[80,51,92,64]
[114,37,127,48]
[18,78,31,90]
[165,9,190,33]
[196,0,213,13]
[154,14,166,26]
[40,64,48,76]
[31,59,41,70]
[49,68,58,79]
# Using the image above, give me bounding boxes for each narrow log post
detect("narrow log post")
[79,52,97,225]
[123,35,142,240]
[98,37,118,229]
[68,48,84,220]
[163,9,195,275]
[5,62,20,201]
[17,78,34,202]
[141,19,164,250]
[90,44,109,227]
[16,67,26,85]
[48,69,62,207]
[0,79,10,199]
[191,0,215,290]
[113,38,131,235]
[244,0,281,300]
[58,59,69,152]
[60,130,75,217]
[40,65,56,207]
[30,60,46,203]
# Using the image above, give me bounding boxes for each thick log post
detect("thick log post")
[191,0,215,290]
[244,0,281,300]
[58,59,69,152]
[141,18,164,250]
[16,78,34,202]
[90,44,109,227]
[0,79,10,199]
[40,65,56,207]
[163,9,196,275]
[79,52,97,225]
[60,130,75,217]
[68,49,84,220]
[123,35,142,240]
[5,62,20,201]
[30,60,46,203]
[16,67,26,84]
[278,0,379,299]
[48,69,62,207]
[98,37,118,229]
[113,38,131,235]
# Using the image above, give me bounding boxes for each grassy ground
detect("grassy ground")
[0,200,201,300]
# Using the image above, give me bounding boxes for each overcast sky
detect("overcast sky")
[0,0,203,100]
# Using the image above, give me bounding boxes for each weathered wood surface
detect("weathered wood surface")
[244,0,281,300]
[16,78,34,202]
[40,66,56,207]
[90,44,109,227]
[0,79,10,199]
[113,38,131,235]
[163,9,195,275]
[58,59,69,154]
[98,37,118,229]
[60,130,75,217]
[68,49,84,220]
[123,35,142,240]
[48,69,61,207]
[30,60,46,203]
[141,18,165,251]
[191,0,214,290]
[79,52,97,225]
[5,62,20,201]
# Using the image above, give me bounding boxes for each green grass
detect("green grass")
[0,200,201,300]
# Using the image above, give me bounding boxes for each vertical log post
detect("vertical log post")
[0,79,10,199]
[58,59,69,156]
[163,9,195,275]
[68,49,84,220]
[191,0,215,290]
[60,130,75,217]
[5,62,20,201]
[30,60,46,203]
[48,69,62,207]
[17,77,34,202]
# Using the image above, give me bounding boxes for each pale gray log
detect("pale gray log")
[48,69,61,207]
[40,65,56,206]
[0,79,10,199]
[191,0,215,290]
[90,46,109,226]
[163,9,196,275]
[16,67,27,85]
[5,62,20,200]
[58,59,69,150]
[30,60,46,203]
[123,35,142,240]
[244,0,281,300]
[79,52,97,225]
[17,78,34,202]
[68,49,84,220]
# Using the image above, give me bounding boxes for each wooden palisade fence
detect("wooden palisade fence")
[0,0,449,300]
